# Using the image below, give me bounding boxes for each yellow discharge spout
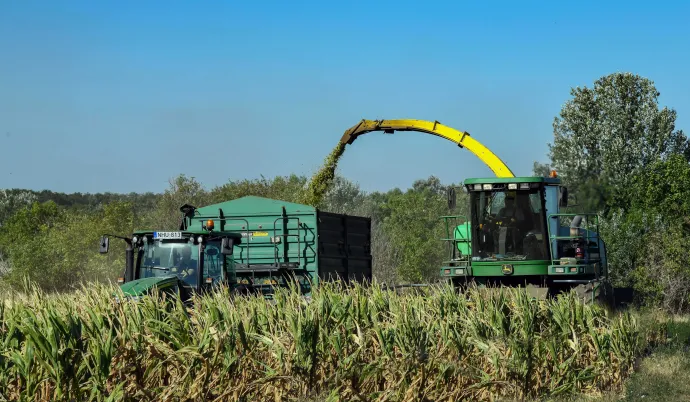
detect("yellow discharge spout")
[340,119,515,178]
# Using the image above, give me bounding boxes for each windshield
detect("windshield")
[139,239,200,288]
[470,188,548,261]
[137,238,226,288]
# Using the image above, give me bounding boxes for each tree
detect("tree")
[0,201,63,288]
[209,174,308,205]
[318,176,367,215]
[0,190,38,228]
[531,162,552,177]
[0,199,140,291]
[627,153,690,222]
[544,72,688,208]
[379,177,462,283]
[151,175,210,230]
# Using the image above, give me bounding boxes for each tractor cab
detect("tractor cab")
[99,224,243,302]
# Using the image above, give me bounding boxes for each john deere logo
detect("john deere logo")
[502,264,513,275]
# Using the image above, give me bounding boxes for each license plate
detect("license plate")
[154,231,182,240]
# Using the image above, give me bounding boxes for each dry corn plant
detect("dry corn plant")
[0,280,666,401]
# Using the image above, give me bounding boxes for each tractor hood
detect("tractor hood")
[118,275,180,298]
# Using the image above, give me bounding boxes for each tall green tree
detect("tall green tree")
[152,175,210,230]
[379,176,463,283]
[627,153,690,222]
[542,72,688,209]
[0,190,38,228]
[209,174,308,205]
[599,154,690,311]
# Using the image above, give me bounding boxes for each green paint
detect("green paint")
[133,229,238,237]
[118,276,179,297]
[548,264,597,275]
[453,222,471,255]
[190,195,322,289]
[440,261,551,277]
[471,261,550,276]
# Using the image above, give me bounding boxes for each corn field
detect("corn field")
[0,281,665,401]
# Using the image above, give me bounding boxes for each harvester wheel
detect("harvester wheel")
[550,282,614,307]
[451,277,472,291]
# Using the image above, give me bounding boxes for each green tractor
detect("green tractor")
[440,175,609,302]
[100,196,373,302]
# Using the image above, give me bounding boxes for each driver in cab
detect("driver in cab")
[171,247,197,280]
[497,191,534,246]
[498,192,526,223]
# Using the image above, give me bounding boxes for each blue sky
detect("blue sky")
[1,0,689,194]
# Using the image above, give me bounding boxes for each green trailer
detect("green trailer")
[100,196,372,301]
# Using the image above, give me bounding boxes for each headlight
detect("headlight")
[508,183,517,190]
[482,184,492,190]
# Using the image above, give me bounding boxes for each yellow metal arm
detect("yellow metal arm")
[340,119,515,178]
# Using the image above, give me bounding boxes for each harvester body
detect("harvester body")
[340,118,609,299]
[440,176,607,296]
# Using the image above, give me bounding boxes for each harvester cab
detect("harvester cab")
[441,174,608,300]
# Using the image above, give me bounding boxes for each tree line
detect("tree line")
[0,174,462,292]
[1,72,689,313]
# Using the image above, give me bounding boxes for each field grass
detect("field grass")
[0,281,669,401]
[607,314,690,401]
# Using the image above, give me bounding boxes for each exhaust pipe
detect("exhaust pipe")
[570,215,584,228]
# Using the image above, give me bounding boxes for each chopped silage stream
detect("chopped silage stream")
[301,142,346,207]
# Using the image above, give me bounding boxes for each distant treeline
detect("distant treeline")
[0,174,466,293]
[2,188,160,212]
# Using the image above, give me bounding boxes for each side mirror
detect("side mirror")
[99,236,109,254]
[559,187,568,207]
[221,237,235,255]
[447,187,457,210]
